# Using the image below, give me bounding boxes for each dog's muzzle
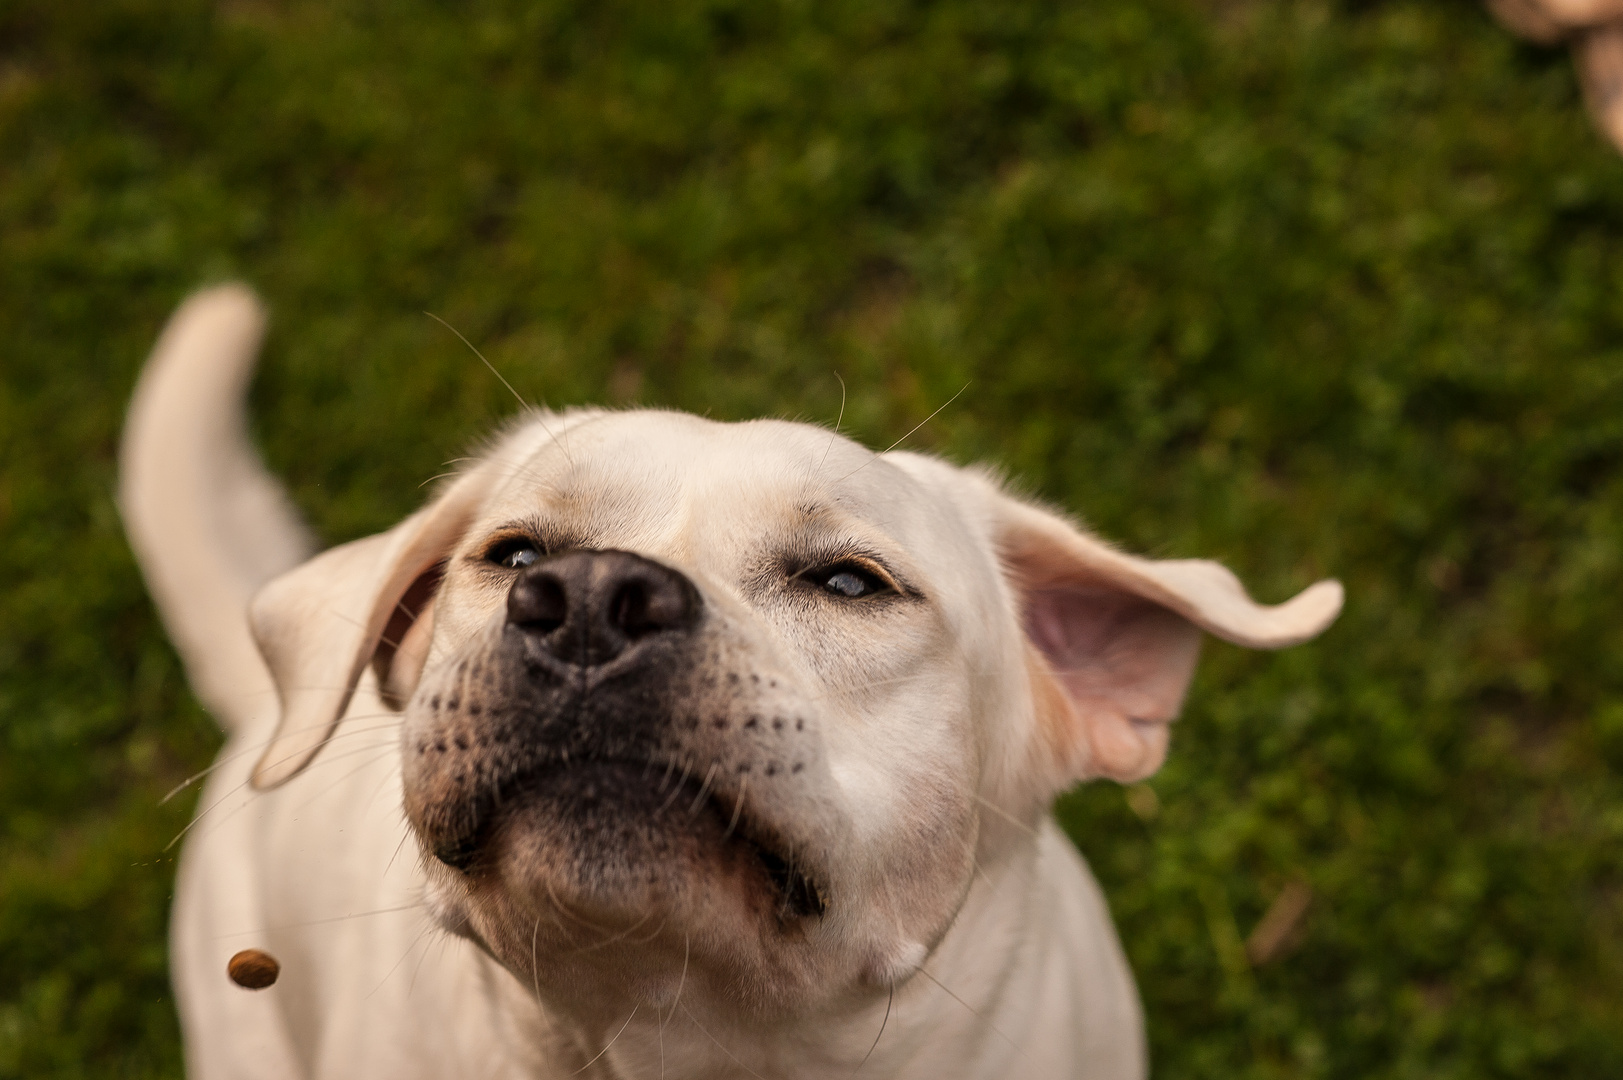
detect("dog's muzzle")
[403,549,830,920]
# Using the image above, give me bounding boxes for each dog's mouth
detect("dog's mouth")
[430,758,829,923]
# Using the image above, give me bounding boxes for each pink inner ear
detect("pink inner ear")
[1023,585,1202,782]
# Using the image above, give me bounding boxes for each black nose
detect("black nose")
[506,550,701,668]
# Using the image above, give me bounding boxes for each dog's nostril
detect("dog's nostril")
[507,571,567,633]
[611,578,692,638]
[610,581,651,636]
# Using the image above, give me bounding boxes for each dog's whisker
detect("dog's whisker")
[815,371,848,479]
[165,737,401,851]
[159,717,404,804]
[215,902,424,940]
[723,775,749,841]
[530,915,545,1006]
[913,966,1030,1062]
[425,311,530,411]
[383,826,414,878]
[834,380,970,485]
[246,722,400,782]
[489,455,557,492]
[660,932,690,1079]
[803,669,938,703]
[543,875,617,935]
[423,448,556,491]
[662,932,690,1034]
[854,980,895,1073]
[572,1003,637,1077]
[367,917,443,999]
[289,743,400,814]
[425,449,550,493]
[655,760,692,816]
[320,605,390,644]
[686,761,719,817]
[539,892,584,947]
[425,312,582,471]
[362,753,403,812]
[276,736,400,779]
[190,742,396,851]
[629,916,668,946]
[406,922,451,999]
[679,1002,766,1080]
[581,910,656,953]
[970,854,999,895]
[972,793,1039,839]
[564,910,662,957]
[162,769,261,851]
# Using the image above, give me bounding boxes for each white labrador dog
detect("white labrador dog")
[120,285,1342,1079]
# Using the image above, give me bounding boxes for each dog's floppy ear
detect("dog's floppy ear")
[991,491,1342,786]
[247,466,496,790]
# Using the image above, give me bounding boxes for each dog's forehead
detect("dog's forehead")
[473,411,965,560]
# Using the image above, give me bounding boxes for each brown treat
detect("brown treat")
[227,948,281,990]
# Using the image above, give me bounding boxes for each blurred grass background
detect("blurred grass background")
[4,0,1623,1076]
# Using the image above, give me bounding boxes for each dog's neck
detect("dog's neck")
[482,814,1065,1079]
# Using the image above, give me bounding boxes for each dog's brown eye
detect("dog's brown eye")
[487,539,541,569]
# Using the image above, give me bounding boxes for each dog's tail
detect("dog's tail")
[120,285,316,733]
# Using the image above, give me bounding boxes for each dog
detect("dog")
[119,285,1342,1079]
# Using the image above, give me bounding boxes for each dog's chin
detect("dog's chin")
[419,761,839,1008]
[493,761,825,921]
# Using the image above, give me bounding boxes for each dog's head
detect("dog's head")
[245,409,1339,1023]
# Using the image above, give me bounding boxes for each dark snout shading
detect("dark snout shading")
[507,550,702,669]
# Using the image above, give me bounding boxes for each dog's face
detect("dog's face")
[245,409,1340,1027]
[403,412,1004,1018]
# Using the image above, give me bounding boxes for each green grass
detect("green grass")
[4,0,1623,1075]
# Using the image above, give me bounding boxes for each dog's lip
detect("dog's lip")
[435,756,829,922]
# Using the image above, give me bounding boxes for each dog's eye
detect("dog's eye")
[816,564,887,599]
[486,539,542,570]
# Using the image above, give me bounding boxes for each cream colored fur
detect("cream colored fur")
[121,285,1342,1079]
